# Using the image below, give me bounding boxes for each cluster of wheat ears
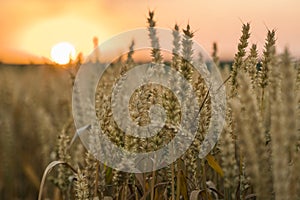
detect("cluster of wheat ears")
[0,11,299,200]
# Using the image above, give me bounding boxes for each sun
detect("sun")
[51,42,76,65]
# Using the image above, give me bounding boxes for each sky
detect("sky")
[0,0,299,64]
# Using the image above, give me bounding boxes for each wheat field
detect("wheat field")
[0,11,299,200]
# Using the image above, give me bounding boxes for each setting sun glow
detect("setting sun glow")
[51,42,76,65]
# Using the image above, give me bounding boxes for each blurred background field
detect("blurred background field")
[0,64,73,199]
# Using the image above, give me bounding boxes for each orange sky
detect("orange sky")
[0,0,299,64]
